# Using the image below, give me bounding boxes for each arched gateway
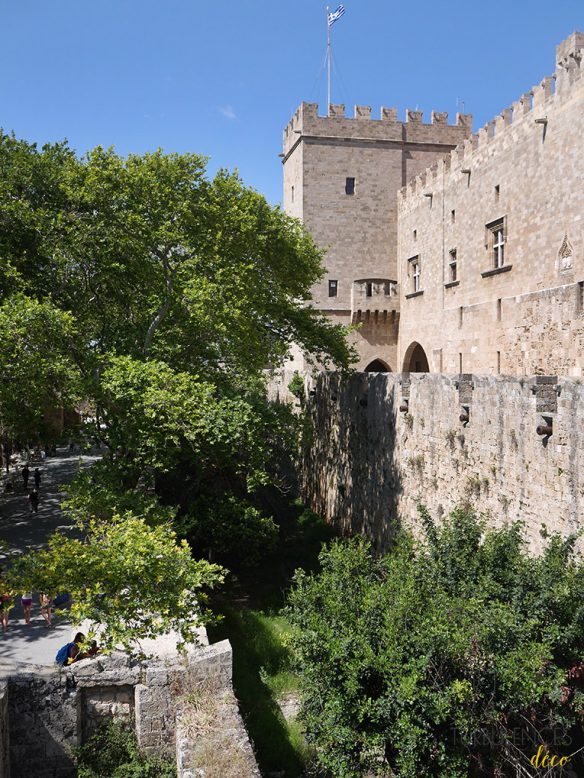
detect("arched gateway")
[402,342,430,373]
[364,359,391,373]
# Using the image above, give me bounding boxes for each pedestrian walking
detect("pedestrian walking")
[28,488,39,514]
[22,464,30,489]
[34,468,41,489]
[21,592,32,625]
[0,569,11,631]
[40,593,53,627]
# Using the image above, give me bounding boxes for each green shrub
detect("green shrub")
[75,720,176,778]
[288,505,584,777]
[288,371,305,400]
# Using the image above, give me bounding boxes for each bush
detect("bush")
[288,371,305,400]
[287,505,584,777]
[75,720,176,777]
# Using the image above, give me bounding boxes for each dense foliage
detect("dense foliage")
[0,130,353,646]
[288,506,584,777]
[75,720,176,778]
[10,512,223,652]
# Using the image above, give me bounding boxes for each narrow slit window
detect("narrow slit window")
[291,185,295,203]
[497,298,502,321]
[494,184,500,202]
[451,209,456,223]
[366,282,373,297]
[345,177,355,195]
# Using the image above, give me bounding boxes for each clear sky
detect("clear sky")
[1,1,583,205]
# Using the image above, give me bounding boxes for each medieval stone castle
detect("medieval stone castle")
[283,32,584,378]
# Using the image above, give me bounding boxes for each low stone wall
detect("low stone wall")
[0,640,259,778]
[302,372,584,553]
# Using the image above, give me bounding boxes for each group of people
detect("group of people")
[0,589,62,630]
[2,463,43,512]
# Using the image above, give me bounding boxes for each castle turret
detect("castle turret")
[282,102,472,371]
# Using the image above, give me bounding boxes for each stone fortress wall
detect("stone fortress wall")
[0,640,259,778]
[282,102,471,371]
[397,32,584,377]
[301,371,583,555]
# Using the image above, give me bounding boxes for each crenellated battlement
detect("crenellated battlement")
[399,31,584,206]
[283,101,472,156]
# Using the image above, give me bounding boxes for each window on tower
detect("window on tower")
[345,177,355,195]
[328,279,338,297]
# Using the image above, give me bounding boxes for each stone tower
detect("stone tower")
[282,102,472,370]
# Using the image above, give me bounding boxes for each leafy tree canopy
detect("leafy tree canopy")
[0,130,351,648]
[287,506,584,777]
[9,512,223,653]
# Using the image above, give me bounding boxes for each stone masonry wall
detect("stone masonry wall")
[397,32,584,377]
[302,372,583,555]
[0,639,258,778]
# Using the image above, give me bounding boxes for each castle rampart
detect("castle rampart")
[301,371,584,554]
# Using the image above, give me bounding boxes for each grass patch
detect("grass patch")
[207,500,335,777]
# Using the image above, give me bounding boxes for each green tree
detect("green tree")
[0,294,81,442]
[288,506,584,777]
[9,512,223,653]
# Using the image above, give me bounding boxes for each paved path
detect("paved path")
[0,449,99,665]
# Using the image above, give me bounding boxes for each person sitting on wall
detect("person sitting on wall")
[56,633,99,666]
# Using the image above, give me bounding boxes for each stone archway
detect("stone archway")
[364,359,392,373]
[402,342,430,373]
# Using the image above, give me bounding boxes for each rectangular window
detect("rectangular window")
[345,177,355,195]
[459,306,463,328]
[384,281,391,295]
[497,298,502,321]
[413,229,417,240]
[409,256,421,293]
[497,351,501,374]
[451,209,456,223]
[449,249,457,282]
[487,218,506,268]
[291,185,295,203]
[578,281,584,313]
[459,353,463,373]
[494,184,500,202]
[328,279,338,297]
[366,282,372,297]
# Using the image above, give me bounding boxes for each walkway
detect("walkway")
[0,449,98,665]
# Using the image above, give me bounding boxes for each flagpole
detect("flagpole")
[326,6,331,116]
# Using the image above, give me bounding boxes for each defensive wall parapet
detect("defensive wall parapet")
[301,372,584,554]
[283,101,471,158]
[399,32,584,208]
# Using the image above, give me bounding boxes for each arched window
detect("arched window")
[364,359,391,373]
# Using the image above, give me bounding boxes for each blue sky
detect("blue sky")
[1,1,583,205]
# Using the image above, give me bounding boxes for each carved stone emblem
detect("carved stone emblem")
[558,233,573,270]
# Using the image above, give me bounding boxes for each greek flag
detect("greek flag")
[328,4,345,26]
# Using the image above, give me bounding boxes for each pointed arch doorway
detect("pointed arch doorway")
[402,342,430,373]
[364,359,391,373]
